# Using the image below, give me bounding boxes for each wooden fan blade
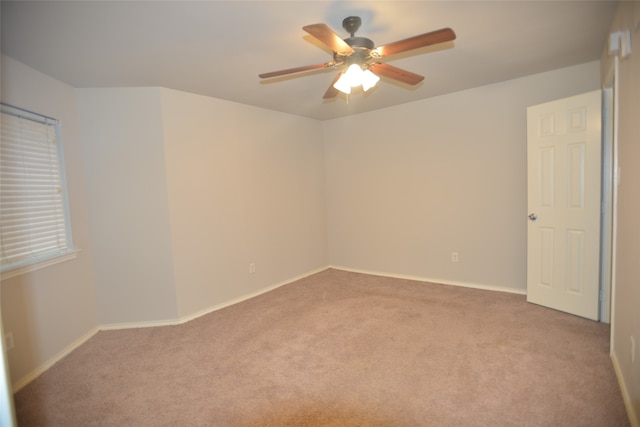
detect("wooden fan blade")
[323,73,342,99]
[368,63,424,85]
[259,62,335,79]
[303,23,354,55]
[372,28,456,58]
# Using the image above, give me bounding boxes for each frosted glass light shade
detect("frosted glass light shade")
[333,73,352,94]
[344,64,364,86]
[361,69,380,92]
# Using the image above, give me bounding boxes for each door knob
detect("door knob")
[528,213,537,221]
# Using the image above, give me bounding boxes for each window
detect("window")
[0,102,74,274]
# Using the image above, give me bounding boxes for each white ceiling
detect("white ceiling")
[1,1,617,121]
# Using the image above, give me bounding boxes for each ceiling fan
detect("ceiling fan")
[259,16,456,99]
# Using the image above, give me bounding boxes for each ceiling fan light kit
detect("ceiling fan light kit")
[259,16,456,100]
[333,64,381,95]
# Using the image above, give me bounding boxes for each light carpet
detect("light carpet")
[14,269,629,426]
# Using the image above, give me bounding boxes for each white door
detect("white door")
[527,90,602,321]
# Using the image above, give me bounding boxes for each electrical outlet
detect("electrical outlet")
[249,263,256,274]
[631,336,636,363]
[5,332,14,351]
[451,252,459,263]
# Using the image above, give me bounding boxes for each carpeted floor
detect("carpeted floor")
[14,269,629,426]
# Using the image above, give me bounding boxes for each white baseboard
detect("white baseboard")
[12,326,100,393]
[12,266,331,391]
[329,265,527,295]
[176,265,331,325]
[98,318,182,331]
[11,265,527,392]
[99,264,524,333]
[100,266,331,330]
[611,350,639,427]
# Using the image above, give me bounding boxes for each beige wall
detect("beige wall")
[160,88,327,318]
[324,62,601,292]
[602,2,640,423]
[0,56,99,386]
[77,87,329,325]
[77,88,179,326]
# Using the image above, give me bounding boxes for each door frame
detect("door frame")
[601,56,619,344]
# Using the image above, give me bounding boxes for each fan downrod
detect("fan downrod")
[340,16,374,50]
[342,16,362,37]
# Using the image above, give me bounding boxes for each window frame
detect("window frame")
[0,102,76,279]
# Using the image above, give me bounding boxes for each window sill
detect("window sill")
[0,250,81,281]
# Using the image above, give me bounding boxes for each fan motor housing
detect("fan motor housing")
[335,36,375,65]
[344,37,374,50]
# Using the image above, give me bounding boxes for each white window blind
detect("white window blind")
[0,103,73,272]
